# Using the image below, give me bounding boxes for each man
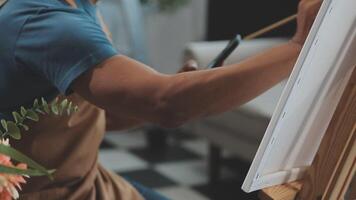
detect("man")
[0,0,321,199]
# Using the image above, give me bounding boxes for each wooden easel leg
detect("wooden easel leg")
[298,67,356,200]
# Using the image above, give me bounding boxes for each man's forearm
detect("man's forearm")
[106,112,144,131]
[156,42,301,126]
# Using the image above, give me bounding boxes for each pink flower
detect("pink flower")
[0,139,27,200]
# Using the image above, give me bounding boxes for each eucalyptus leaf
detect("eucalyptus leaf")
[67,102,73,116]
[35,108,45,115]
[41,98,50,114]
[51,98,59,115]
[21,106,27,117]
[59,99,68,115]
[53,97,58,104]
[51,104,59,115]
[26,110,39,122]
[1,120,7,131]
[18,123,29,131]
[12,112,23,123]
[33,99,40,109]
[6,121,21,140]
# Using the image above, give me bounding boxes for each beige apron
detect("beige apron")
[12,94,144,200]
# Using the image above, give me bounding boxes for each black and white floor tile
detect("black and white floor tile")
[99,129,259,200]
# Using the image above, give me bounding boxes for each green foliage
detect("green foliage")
[6,122,21,140]
[140,0,190,12]
[0,97,78,140]
[0,97,78,179]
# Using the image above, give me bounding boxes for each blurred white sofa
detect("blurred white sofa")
[184,38,289,182]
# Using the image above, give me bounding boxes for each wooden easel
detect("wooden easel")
[259,66,356,200]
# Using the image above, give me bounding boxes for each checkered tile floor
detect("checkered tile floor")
[99,129,259,200]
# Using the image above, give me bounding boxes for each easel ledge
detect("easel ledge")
[259,66,356,200]
[259,181,303,200]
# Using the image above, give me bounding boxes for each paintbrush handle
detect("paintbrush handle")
[244,14,297,40]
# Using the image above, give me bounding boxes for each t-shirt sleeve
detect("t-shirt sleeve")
[15,8,118,95]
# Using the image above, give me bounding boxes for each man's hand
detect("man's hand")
[292,0,322,45]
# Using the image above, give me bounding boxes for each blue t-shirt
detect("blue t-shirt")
[0,0,117,119]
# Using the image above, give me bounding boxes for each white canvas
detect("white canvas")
[242,0,356,192]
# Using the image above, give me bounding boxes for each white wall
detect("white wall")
[143,0,208,74]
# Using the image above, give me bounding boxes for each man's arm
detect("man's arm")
[105,112,144,131]
[73,0,320,128]
[73,41,301,127]
[104,61,199,131]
